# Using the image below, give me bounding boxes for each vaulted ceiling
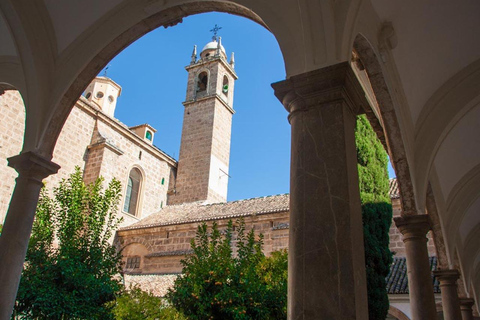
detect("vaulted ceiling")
[1,0,479,308]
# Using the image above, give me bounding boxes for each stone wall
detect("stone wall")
[117,211,290,275]
[118,196,437,279]
[169,58,234,205]
[0,91,175,227]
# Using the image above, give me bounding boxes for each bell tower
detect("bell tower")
[169,34,237,205]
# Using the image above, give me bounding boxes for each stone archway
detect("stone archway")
[388,306,411,320]
[39,1,271,158]
[353,33,417,217]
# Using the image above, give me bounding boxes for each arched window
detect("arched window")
[123,168,142,216]
[222,75,229,96]
[145,130,152,141]
[197,71,208,93]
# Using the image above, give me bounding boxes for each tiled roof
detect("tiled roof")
[386,256,440,294]
[389,178,400,199]
[121,194,289,231]
[122,179,400,231]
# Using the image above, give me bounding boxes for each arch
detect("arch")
[0,57,26,96]
[222,74,229,96]
[37,1,275,157]
[196,70,209,96]
[123,167,143,217]
[121,242,150,271]
[353,33,417,215]
[413,58,480,211]
[444,163,480,257]
[388,306,411,320]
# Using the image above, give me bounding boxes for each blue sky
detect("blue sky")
[101,12,394,201]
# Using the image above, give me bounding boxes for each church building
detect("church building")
[2,4,480,316]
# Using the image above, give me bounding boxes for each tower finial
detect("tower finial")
[216,37,222,56]
[191,45,197,64]
[230,52,235,68]
[103,64,111,77]
[209,24,222,41]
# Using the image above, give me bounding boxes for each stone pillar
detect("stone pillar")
[459,298,475,320]
[394,214,437,320]
[0,151,59,320]
[433,269,462,320]
[272,62,369,320]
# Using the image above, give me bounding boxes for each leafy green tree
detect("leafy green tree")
[355,114,393,320]
[167,220,287,320]
[14,167,123,319]
[110,286,186,320]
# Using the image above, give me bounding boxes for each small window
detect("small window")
[85,92,91,99]
[161,177,165,185]
[108,95,115,103]
[161,201,163,208]
[126,256,140,269]
[124,168,142,216]
[197,72,208,92]
[138,151,142,160]
[96,91,104,99]
[222,75,229,96]
[145,131,152,141]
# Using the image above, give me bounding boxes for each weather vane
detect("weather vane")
[210,24,222,40]
[103,64,111,77]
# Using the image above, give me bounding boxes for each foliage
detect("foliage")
[14,167,124,319]
[109,286,187,320]
[167,220,288,320]
[355,114,393,320]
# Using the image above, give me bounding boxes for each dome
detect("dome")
[201,40,226,54]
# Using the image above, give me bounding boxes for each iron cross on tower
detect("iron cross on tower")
[210,24,222,41]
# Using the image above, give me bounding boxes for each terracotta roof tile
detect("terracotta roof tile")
[122,179,401,231]
[386,256,440,294]
[389,178,400,199]
[121,194,290,231]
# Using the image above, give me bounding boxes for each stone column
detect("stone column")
[272,62,369,320]
[394,214,437,320]
[459,298,475,320]
[0,151,59,320]
[433,269,462,320]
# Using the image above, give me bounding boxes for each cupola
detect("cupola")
[199,37,227,61]
[84,77,121,118]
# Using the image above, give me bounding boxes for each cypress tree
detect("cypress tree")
[355,114,393,320]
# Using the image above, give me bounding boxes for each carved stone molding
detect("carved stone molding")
[271,61,370,121]
[394,214,431,243]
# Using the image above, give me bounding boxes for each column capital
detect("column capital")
[459,298,475,309]
[271,62,370,120]
[8,151,60,183]
[394,214,431,242]
[433,269,460,286]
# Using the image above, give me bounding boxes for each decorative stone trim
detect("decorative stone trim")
[433,269,460,286]
[394,214,431,243]
[8,151,60,182]
[271,61,370,121]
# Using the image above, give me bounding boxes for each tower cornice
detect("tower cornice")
[185,57,238,79]
[182,94,235,115]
